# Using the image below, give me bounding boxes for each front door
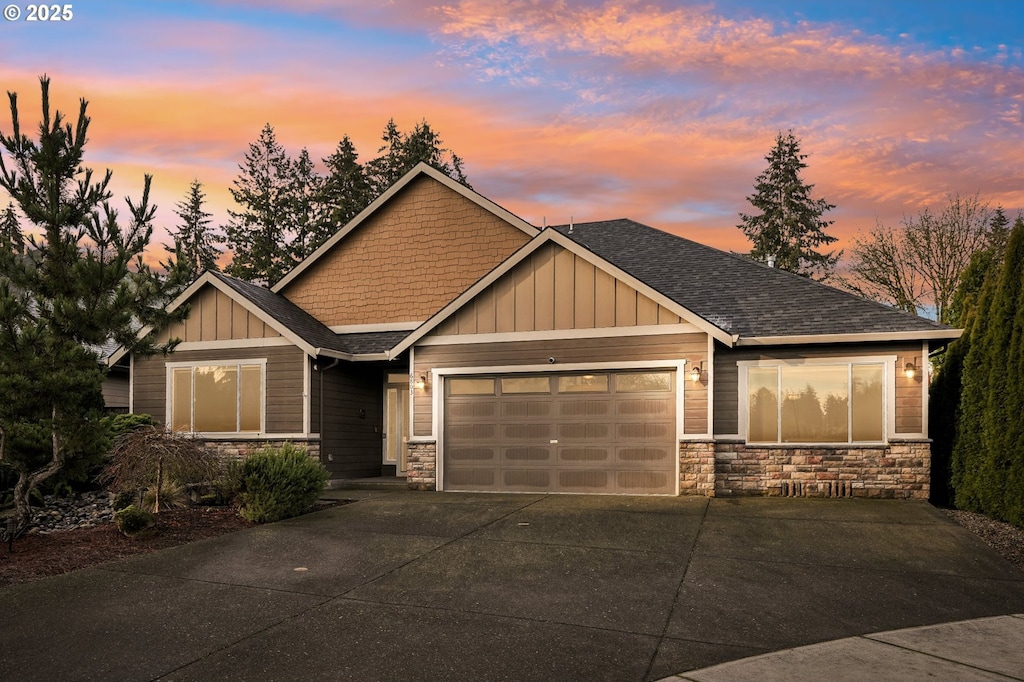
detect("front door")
[384,374,410,474]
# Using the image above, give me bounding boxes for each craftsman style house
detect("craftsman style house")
[117,164,960,498]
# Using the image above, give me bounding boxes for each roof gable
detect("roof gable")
[391,229,733,356]
[273,164,538,327]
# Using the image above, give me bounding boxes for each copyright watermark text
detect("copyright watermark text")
[4,4,74,21]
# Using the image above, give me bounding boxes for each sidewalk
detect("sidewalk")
[662,614,1024,681]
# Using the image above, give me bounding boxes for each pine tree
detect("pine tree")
[223,124,296,285]
[165,179,223,282]
[0,77,181,537]
[738,131,839,279]
[319,135,371,229]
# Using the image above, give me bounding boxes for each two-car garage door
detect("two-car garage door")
[443,370,677,494]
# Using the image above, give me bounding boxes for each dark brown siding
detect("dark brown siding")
[132,345,306,433]
[413,333,707,437]
[319,362,385,478]
[712,341,926,436]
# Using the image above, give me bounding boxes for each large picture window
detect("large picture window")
[169,362,264,433]
[746,362,884,444]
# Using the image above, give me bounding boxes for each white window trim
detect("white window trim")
[165,358,268,437]
[737,355,896,446]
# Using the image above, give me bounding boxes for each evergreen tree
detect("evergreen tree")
[952,217,1024,522]
[319,135,371,228]
[286,147,330,261]
[365,119,470,196]
[738,131,839,279]
[223,124,296,285]
[0,77,180,537]
[165,179,223,283]
[1,202,23,255]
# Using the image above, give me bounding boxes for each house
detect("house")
[116,163,960,499]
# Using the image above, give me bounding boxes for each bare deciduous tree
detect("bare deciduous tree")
[839,194,994,323]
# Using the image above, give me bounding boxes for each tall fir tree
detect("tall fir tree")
[319,135,371,228]
[286,147,331,261]
[165,179,223,283]
[223,124,296,285]
[952,217,1024,522]
[738,131,839,279]
[0,77,181,536]
[365,119,470,196]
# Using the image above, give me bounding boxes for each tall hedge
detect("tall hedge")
[952,218,1024,524]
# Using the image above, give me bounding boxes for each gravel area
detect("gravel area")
[945,508,1024,572]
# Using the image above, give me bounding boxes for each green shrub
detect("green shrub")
[103,413,157,441]
[235,444,328,523]
[114,505,157,537]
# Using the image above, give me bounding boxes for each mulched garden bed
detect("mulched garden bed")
[0,500,343,589]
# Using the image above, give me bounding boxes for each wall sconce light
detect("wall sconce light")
[690,363,702,383]
[414,374,427,390]
[903,361,917,380]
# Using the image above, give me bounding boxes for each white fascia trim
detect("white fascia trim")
[735,329,963,347]
[706,334,715,439]
[329,321,423,333]
[391,228,733,357]
[273,163,539,293]
[316,349,390,362]
[173,338,295,351]
[417,324,702,347]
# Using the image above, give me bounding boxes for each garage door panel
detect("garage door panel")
[560,447,610,462]
[503,446,552,462]
[559,400,611,417]
[503,469,552,490]
[558,422,611,440]
[448,423,497,440]
[501,401,551,417]
[618,470,673,494]
[448,446,497,462]
[558,469,610,491]
[503,423,552,439]
[444,370,677,495]
[448,402,497,419]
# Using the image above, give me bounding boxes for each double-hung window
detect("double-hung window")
[743,359,886,444]
[168,361,265,434]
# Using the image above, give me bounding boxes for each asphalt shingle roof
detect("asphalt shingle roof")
[552,219,954,339]
[211,272,409,355]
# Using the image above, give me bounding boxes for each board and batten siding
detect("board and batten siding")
[434,241,682,336]
[155,285,281,344]
[413,333,708,438]
[132,345,306,434]
[712,341,926,436]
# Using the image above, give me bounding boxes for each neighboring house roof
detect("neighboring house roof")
[551,219,960,345]
[271,162,540,293]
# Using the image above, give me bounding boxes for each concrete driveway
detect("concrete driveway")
[2,490,1024,681]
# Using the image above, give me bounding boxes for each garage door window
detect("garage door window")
[501,376,551,394]
[558,374,609,393]
[449,378,495,395]
[616,372,673,392]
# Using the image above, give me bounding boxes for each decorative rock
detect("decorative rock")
[28,491,116,535]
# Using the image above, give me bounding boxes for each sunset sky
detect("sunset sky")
[1,0,1022,259]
